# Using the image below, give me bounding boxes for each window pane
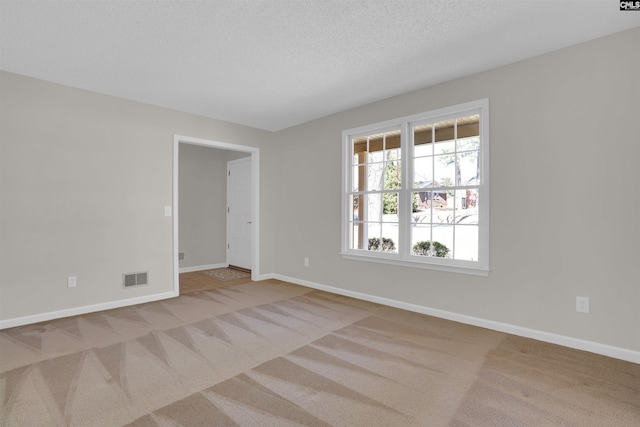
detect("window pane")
[454,225,478,261]
[413,191,429,220]
[434,119,455,150]
[382,192,399,220]
[352,164,365,191]
[366,222,381,248]
[414,157,433,188]
[434,139,455,155]
[366,193,383,222]
[434,155,456,187]
[353,136,367,151]
[369,150,383,163]
[351,221,366,250]
[455,189,479,223]
[367,162,385,191]
[433,196,454,224]
[414,191,448,216]
[414,123,433,156]
[348,221,354,247]
[411,224,431,255]
[379,224,399,253]
[411,210,430,226]
[387,147,401,161]
[384,160,401,190]
[431,225,453,258]
[458,151,479,185]
[414,142,432,157]
[456,115,480,140]
[349,221,357,249]
[414,191,425,212]
[351,195,360,222]
[457,136,479,152]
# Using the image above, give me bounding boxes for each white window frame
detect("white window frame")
[340,99,490,276]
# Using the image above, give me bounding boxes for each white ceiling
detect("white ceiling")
[1,1,638,131]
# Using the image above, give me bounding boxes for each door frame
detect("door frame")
[172,135,260,294]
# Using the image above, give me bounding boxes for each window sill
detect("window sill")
[340,252,489,276]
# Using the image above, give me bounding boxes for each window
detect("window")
[341,99,489,275]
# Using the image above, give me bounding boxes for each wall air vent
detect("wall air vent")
[123,272,148,288]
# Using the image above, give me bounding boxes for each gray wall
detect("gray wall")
[178,144,249,269]
[272,28,640,353]
[0,71,273,320]
[1,28,638,356]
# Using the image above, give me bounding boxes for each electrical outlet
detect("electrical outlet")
[304,257,309,267]
[576,296,589,313]
[67,276,77,288]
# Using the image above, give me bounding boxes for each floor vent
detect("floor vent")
[123,272,148,288]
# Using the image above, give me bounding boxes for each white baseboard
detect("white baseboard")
[0,291,178,330]
[179,263,227,273]
[4,270,637,365]
[1,268,264,330]
[274,274,640,365]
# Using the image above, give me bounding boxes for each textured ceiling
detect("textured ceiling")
[1,1,638,131]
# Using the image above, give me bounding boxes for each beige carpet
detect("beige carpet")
[1,279,639,426]
[199,267,251,282]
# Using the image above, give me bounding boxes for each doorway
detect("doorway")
[172,135,260,295]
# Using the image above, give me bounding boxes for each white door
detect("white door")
[227,157,252,270]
